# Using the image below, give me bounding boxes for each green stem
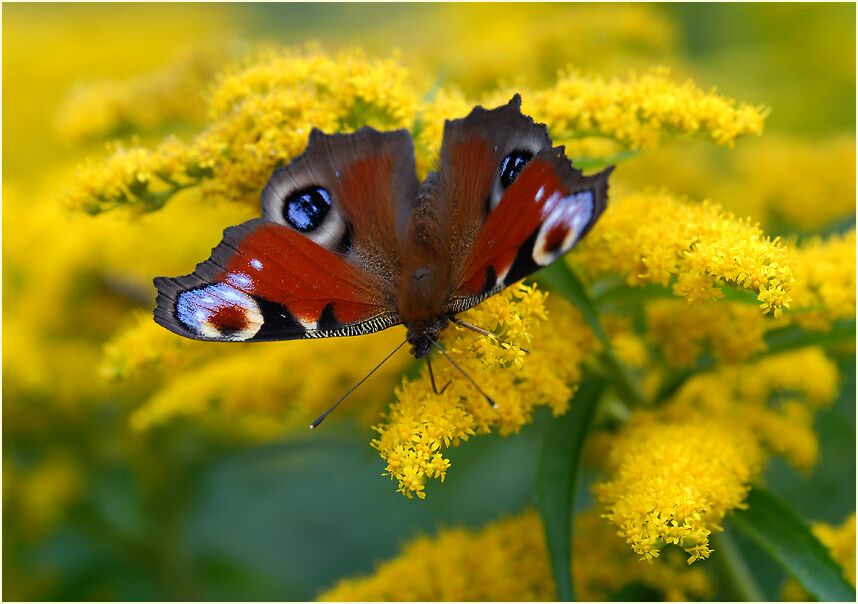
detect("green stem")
[712,530,767,602]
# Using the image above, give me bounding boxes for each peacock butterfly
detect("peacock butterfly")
[154,95,612,393]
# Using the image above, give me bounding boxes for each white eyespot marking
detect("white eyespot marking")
[176,283,263,341]
[535,186,545,203]
[250,258,263,271]
[226,272,253,290]
[533,190,595,266]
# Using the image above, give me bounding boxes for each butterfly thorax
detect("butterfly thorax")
[398,256,453,358]
[396,174,458,358]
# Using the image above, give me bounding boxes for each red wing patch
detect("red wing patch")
[154,219,400,342]
[452,149,611,307]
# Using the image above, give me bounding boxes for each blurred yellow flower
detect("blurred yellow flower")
[667,347,840,470]
[318,509,712,601]
[645,300,768,367]
[619,135,856,233]
[790,229,856,329]
[54,45,230,144]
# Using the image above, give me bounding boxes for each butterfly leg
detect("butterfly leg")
[426,355,451,395]
[449,317,530,354]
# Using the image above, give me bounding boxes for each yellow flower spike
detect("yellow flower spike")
[66,47,420,213]
[529,68,766,150]
[373,285,597,498]
[574,192,795,317]
[318,509,712,601]
[790,230,856,329]
[596,414,764,563]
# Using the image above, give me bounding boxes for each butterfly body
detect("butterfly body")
[154,95,612,357]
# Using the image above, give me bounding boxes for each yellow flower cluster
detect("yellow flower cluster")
[790,229,856,329]
[719,135,856,231]
[596,415,765,563]
[4,453,84,542]
[618,135,856,233]
[574,192,795,317]
[646,301,769,366]
[782,514,856,599]
[667,347,840,470]
[123,323,410,440]
[318,509,712,601]
[529,67,767,149]
[373,286,597,499]
[54,46,227,144]
[64,47,419,213]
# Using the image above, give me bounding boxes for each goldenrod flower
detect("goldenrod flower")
[318,509,712,601]
[718,135,855,231]
[129,327,410,440]
[54,45,228,144]
[530,67,767,150]
[65,47,419,214]
[5,453,84,541]
[373,286,597,498]
[667,347,840,470]
[574,192,795,317]
[596,415,764,563]
[790,229,856,329]
[645,301,768,367]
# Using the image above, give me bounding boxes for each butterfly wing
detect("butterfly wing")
[433,95,611,313]
[154,128,420,342]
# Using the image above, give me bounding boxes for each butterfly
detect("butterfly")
[154,95,612,406]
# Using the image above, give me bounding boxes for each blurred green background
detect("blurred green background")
[4,3,854,600]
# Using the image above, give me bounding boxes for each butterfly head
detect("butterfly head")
[405,315,449,358]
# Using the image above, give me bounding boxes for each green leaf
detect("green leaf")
[765,319,856,354]
[536,381,604,602]
[730,488,855,602]
[537,262,607,345]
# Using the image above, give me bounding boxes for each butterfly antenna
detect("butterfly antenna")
[432,341,498,408]
[309,338,408,430]
[449,317,530,354]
